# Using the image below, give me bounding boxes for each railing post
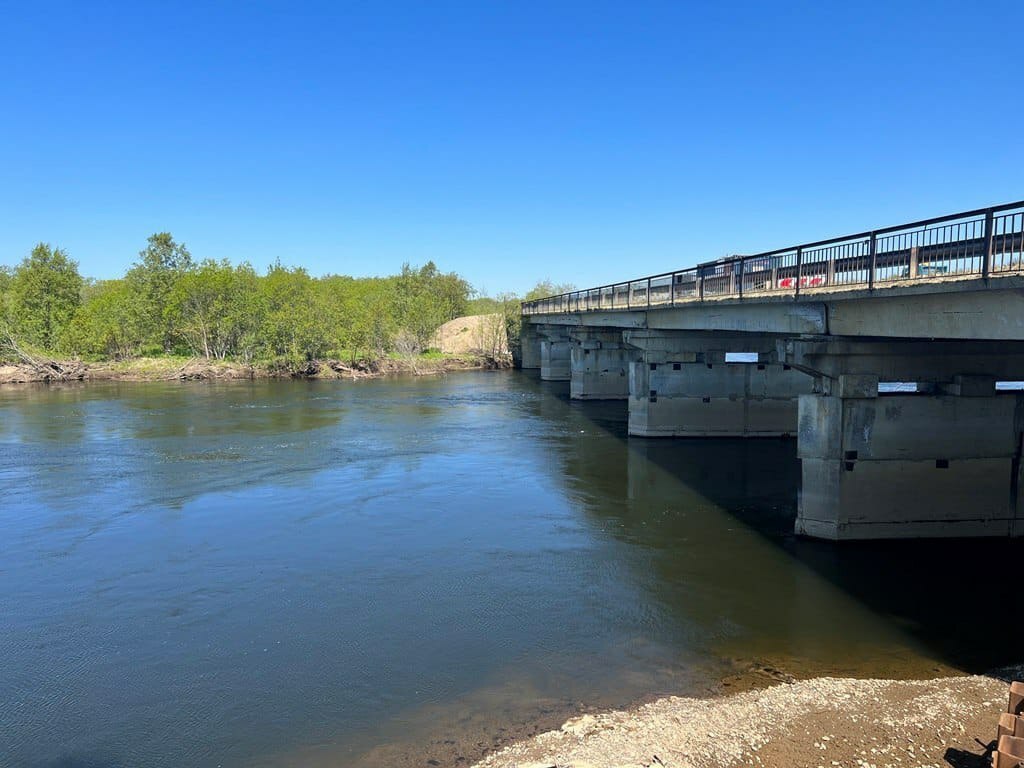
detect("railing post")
[626,283,631,310]
[868,232,877,290]
[737,258,744,299]
[670,273,676,307]
[982,208,994,279]
[698,269,705,301]
[646,277,651,308]
[794,247,802,300]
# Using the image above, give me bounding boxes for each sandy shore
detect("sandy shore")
[473,667,1021,768]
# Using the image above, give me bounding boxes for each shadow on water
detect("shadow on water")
[528,376,1024,676]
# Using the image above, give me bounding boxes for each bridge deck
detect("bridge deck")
[522,202,1024,315]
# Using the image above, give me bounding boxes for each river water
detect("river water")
[1,372,1021,767]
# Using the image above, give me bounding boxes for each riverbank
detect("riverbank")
[0,353,507,384]
[473,666,1021,768]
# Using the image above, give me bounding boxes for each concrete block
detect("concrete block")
[540,340,571,381]
[520,325,542,370]
[840,395,1019,460]
[836,374,879,399]
[570,344,635,399]
[797,396,843,459]
[796,455,1017,540]
[946,374,997,396]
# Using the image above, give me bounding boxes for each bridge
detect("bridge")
[520,201,1024,541]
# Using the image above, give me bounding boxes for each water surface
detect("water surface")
[1,372,1020,767]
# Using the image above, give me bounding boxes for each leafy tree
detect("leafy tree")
[63,279,146,359]
[393,261,471,347]
[259,262,328,361]
[168,260,264,360]
[126,232,193,352]
[524,279,574,302]
[8,243,83,351]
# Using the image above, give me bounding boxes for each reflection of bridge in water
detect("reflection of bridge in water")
[520,201,1024,541]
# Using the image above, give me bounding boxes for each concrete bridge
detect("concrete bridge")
[520,201,1024,541]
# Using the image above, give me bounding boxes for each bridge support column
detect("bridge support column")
[570,329,639,399]
[796,378,1024,540]
[624,331,813,437]
[519,322,542,370]
[780,338,1024,540]
[539,329,572,381]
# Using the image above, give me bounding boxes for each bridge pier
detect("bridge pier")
[569,329,639,399]
[797,382,1024,540]
[782,339,1024,540]
[539,328,572,381]
[519,322,542,370]
[624,331,813,437]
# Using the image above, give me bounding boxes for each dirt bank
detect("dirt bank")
[430,313,510,357]
[473,667,1021,768]
[0,354,505,384]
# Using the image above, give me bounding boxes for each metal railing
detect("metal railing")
[521,201,1024,315]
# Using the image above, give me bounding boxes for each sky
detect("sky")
[1,1,1022,296]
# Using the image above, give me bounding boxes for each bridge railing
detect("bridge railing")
[521,201,1024,315]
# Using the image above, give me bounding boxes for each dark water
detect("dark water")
[1,372,1021,768]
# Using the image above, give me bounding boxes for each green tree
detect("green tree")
[62,279,146,359]
[8,243,83,351]
[168,260,264,360]
[393,261,471,348]
[524,279,574,302]
[126,232,193,352]
[259,262,327,361]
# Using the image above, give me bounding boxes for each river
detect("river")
[1,372,1020,767]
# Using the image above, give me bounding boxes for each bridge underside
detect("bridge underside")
[522,277,1024,541]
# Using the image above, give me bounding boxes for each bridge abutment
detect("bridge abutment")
[569,329,639,400]
[624,331,813,437]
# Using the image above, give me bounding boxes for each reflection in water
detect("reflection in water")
[0,374,1020,768]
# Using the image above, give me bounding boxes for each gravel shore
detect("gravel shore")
[473,667,1022,768]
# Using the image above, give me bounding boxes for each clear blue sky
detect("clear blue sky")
[1,1,1021,295]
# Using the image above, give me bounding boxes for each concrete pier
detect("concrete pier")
[539,329,572,381]
[519,323,542,370]
[569,329,639,400]
[796,377,1024,540]
[624,331,813,437]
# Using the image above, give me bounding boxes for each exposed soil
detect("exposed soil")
[0,354,506,384]
[430,313,510,357]
[471,667,1021,768]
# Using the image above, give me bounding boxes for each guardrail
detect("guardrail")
[521,201,1024,315]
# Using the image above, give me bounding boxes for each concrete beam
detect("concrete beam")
[779,337,1024,382]
[826,281,1024,340]
[525,276,1024,340]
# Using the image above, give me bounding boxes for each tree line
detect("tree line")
[0,234,576,368]
[0,234,479,365]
